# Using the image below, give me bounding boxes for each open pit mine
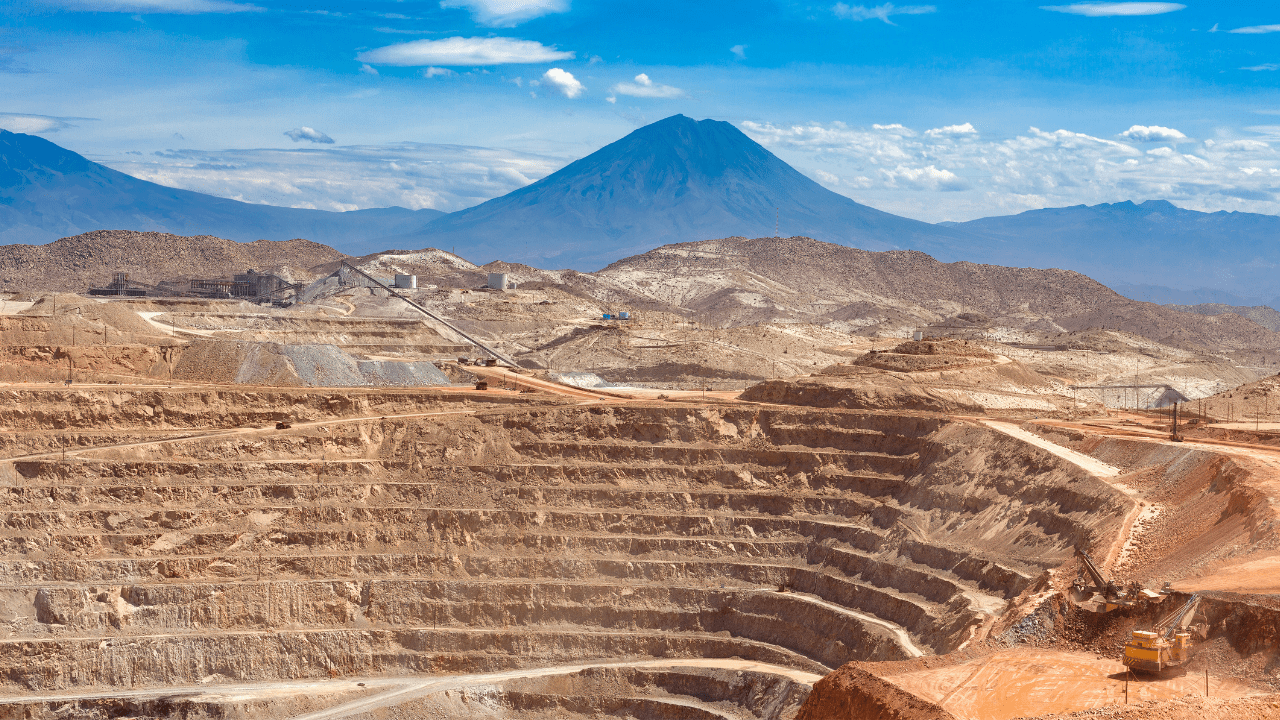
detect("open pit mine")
[0,233,1276,720]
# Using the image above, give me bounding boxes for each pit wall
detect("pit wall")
[0,400,1138,692]
[1024,426,1277,585]
[0,387,555,432]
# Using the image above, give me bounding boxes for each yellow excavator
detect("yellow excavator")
[1123,594,1203,673]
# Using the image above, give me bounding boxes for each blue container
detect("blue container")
[603,314,611,319]
[618,311,631,320]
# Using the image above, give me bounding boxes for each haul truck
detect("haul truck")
[1123,594,1203,673]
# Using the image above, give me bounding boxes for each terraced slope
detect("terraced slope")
[0,388,1131,709]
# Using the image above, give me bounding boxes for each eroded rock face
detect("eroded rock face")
[796,665,957,720]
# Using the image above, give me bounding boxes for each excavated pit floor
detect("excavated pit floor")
[883,648,1259,720]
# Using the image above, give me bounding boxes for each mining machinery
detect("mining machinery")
[1070,547,1142,611]
[1123,594,1204,673]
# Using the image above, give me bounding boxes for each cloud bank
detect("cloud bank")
[101,143,564,213]
[357,37,573,66]
[740,119,1280,221]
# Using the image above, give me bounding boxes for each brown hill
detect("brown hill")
[0,230,348,292]
[596,236,1280,352]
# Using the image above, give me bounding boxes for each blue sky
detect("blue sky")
[5,1,1280,221]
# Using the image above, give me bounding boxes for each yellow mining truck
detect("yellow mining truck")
[1123,594,1202,673]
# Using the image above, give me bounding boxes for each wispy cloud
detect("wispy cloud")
[439,0,569,28]
[46,0,261,13]
[422,66,455,78]
[1230,25,1280,35]
[1243,64,1280,71]
[0,112,90,133]
[1041,3,1185,16]
[833,3,936,24]
[357,37,573,66]
[1119,124,1187,142]
[284,127,334,144]
[608,73,684,100]
[730,44,747,60]
[541,68,584,98]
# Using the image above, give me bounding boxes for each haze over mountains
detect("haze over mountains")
[2,116,1278,302]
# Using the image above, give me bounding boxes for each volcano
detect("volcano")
[390,115,968,269]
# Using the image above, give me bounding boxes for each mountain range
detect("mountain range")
[0,130,442,248]
[3,117,1280,300]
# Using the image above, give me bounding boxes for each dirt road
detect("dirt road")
[0,659,821,719]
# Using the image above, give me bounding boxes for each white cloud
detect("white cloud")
[872,123,915,135]
[47,0,261,12]
[1146,146,1175,156]
[609,73,684,99]
[925,122,976,137]
[882,164,968,191]
[357,37,573,67]
[100,143,565,213]
[1230,24,1280,34]
[439,0,569,27]
[284,127,334,144]
[833,3,936,24]
[1040,3,1185,16]
[423,66,455,78]
[1243,64,1280,71]
[0,113,82,133]
[359,64,379,76]
[541,67,583,98]
[730,45,747,60]
[1120,124,1187,142]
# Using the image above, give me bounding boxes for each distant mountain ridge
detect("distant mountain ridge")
[0,130,442,248]
[384,115,969,269]
[943,199,1280,298]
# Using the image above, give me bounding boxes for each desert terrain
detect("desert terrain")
[0,232,1275,719]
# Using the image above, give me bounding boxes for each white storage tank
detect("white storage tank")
[487,272,508,291]
[394,274,417,289]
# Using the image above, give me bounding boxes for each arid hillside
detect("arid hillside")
[0,230,348,291]
[595,237,1280,351]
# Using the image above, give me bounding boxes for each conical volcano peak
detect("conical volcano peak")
[394,114,953,268]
